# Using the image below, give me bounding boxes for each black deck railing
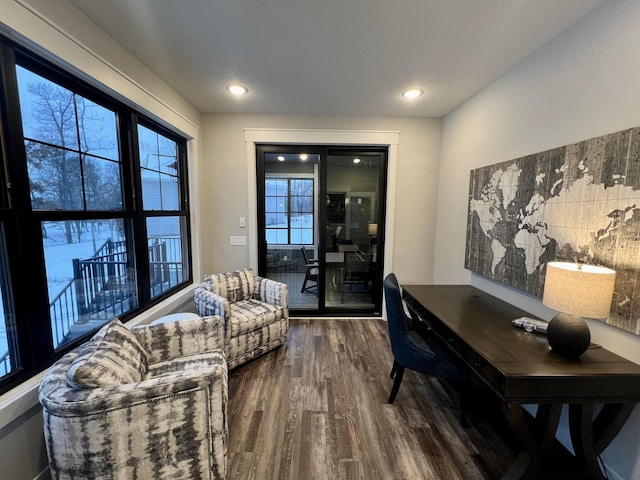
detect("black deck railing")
[73,240,131,317]
[148,238,184,296]
[2,237,183,372]
[49,237,182,348]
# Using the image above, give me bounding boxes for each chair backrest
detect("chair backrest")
[344,251,373,272]
[383,273,412,348]
[204,268,255,302]
[301,247,319,275]
[384,273,465,381]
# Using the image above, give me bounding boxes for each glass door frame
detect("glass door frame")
[256,144,387,316]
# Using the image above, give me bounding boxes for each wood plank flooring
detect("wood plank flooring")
[227,318,516,480]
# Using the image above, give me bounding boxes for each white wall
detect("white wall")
[436,2,640,479]
[0,1,204,478]
[200,114,442,284]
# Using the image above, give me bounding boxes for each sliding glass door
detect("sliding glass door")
[258,147,320,311]
[256,145,386,315]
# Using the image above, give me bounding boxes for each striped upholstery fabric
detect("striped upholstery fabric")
[204,268,255,303]
[39,315,228,480]
[226,319,290,370]
[134,314,224,364]
[195,269,289,369]
[229,299,282,337]
[66,318,148,389]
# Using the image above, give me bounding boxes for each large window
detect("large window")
[265,177,314,244]
[138,125,189,298]
[0,38,191,393]
[0,228,16,378]
[17,66,122,211]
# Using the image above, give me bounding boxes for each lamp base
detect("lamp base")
[547,313,591,358]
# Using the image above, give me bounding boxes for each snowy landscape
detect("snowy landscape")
[0,220,125,376]
[266,214,313,244]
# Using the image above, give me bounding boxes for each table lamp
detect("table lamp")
[368,223,378,250]
[542,261,616,358]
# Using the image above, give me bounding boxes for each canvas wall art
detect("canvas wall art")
[465,127,640,335]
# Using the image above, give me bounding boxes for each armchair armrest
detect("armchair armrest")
[131,315,224,363]
[194,286,231,340]
[194,286,228,315]
[40,352,227,415]
[254,276,288,307]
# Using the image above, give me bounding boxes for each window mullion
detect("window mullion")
[73,94,88,210]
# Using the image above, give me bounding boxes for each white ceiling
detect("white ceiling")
[67,0,602,117]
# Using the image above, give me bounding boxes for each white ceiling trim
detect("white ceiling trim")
[244,128,400,146]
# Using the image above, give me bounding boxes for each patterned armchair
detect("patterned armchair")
[39,316,228,480]
[194,268,289,369]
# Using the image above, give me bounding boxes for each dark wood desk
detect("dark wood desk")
[402,284,640,480]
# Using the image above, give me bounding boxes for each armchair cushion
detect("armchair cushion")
[230,298,283,337]
[66,318,148,389]
[204,268,255,303]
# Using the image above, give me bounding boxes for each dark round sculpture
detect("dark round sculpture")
[547,312,591,358]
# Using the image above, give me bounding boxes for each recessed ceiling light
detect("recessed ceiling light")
[353,158,361,164]
[227,84,248,96]
[402,88,423,99]
[299,154,308,161]
[277,156,285,161]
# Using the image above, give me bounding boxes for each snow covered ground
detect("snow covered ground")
[43,221,123,298]
[1,220,122,375]
[266,214,313,244]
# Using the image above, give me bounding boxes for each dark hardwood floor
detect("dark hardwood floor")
[227,318,517,479]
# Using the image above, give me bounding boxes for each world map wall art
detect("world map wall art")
[465,127,640,335]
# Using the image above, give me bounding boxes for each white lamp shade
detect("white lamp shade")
[542,262,616,319]
[368,223,378,236]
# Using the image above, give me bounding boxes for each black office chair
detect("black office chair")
[384,273,467,408]
[300,247,319,294]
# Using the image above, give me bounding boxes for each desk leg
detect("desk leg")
[568,402,635,479]
[501,403,562,480]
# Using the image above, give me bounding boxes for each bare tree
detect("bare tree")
[22,77,121,244]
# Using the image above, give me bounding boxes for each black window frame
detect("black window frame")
[0,35,192,394]
[264,176,315,246]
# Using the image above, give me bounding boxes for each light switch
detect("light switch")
[239,216,246,228]
[230,235,247,246]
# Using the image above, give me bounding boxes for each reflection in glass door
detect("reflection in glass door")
[257,146,386,315]
[258,148,320,312]
[325,152,385,312]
